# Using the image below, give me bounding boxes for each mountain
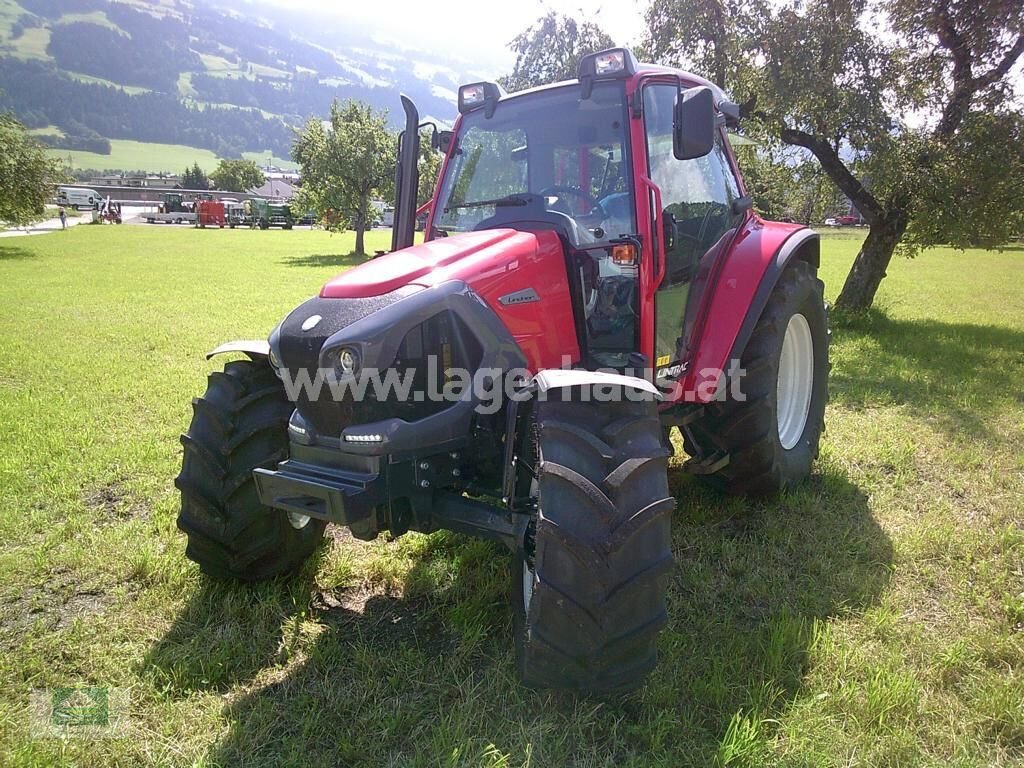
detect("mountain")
[0,0,477,168]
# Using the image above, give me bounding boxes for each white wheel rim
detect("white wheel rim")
[287,511,311,529]
[777,313,814,450]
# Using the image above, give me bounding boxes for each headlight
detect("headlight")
[336,347,359,376]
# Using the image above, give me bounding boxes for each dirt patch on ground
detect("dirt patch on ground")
[83,481,150,524]
[0,567,112,650]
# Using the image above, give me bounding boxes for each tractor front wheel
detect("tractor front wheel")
[175,359,325,580]
[686,259,829,496]
[515,395,674,692]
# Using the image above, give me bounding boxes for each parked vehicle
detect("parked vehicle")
[196,200,226,228]
[145,193,197,225]
[225,202,247,228]
[836,214,860,226]
[56,186,100,210]
[247,198,294,229]
[177,48,829,693]
[98,198,122,224]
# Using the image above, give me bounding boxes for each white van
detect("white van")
[56,187,101,210]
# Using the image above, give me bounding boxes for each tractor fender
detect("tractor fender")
[205,340,271,361]
[676,224,819,403]
[728,227,820,363]
[532,368,662,400]
[501,368,663,506]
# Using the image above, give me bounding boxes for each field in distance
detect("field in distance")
[45,138,298,174]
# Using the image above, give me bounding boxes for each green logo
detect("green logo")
[51,687,109,728]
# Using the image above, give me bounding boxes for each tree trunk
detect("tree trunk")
[354,222,365,256]
[835,211,908,311]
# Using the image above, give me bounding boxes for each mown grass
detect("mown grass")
[0,227,1022,766]
[46,140,297,174]
[49,140,222,174]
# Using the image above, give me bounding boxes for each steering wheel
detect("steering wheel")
[539,185,604,219]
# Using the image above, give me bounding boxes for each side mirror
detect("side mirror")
[673,86,716,160]
[432,130,453,154]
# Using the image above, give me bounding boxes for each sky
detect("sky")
[265,0,650,76]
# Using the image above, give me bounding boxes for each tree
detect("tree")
[735,142,848,225]
[0,113,66,226]
[181,162,209,190]
[647,0,1024,310]
[418,129,443,207]
[500,11,615,91]
[210,159,264,193]
[293,99,395,256]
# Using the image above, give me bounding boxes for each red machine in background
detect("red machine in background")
[195,200,226,228]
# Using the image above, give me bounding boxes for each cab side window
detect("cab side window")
[643,84,743,287]
[644,82,745,366]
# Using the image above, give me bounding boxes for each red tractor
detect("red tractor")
[176,48,828,693]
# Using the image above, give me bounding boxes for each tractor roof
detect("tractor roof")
[455,48,739,126]
[488,53,729,111]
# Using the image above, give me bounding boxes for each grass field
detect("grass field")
[0,228,1022,766]
[241,150,299,171]
[49,140,222,174]
[57,11,123,32]
[66,72,151,96]
[7,25,49,59]
[45,139,297,174]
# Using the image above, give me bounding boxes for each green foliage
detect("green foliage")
[181,162,209,190]
[418,129,442,207]
[293,99,396,254]
[645,0,748,88]
[209,158,264,193]
[735,142,846,224]
[898,110,1024,250]
[0,112,66,225]
[499,11,615,92]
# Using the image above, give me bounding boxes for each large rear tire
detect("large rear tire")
[685,259,829,496]
[175,359,325,580]
[515,395,674,693]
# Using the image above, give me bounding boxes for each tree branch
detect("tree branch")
[974,33,1024,90]
[933,0,976,139]
[778,125,885,224]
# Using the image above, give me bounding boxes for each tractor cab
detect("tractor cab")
[395,48,753,382]
[159,193,188,214]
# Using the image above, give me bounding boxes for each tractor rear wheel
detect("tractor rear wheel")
[175,358,325,580]
[514,395,674,692]
[686,259,828,496]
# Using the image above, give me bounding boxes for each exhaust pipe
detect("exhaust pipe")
[391,94,420,252]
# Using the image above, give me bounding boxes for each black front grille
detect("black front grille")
[277,288,484,439]
[278,290,416,437]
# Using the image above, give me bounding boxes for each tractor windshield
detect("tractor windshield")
[434,82,636,246]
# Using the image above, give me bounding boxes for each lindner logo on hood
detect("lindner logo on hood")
[301,315,322,332]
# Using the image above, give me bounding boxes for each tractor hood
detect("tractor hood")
[321,229,547,298]
[317,227,578,370]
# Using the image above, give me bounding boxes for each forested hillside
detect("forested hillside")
[0,0,462,166]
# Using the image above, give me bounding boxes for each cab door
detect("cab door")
[641,81,746,382]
